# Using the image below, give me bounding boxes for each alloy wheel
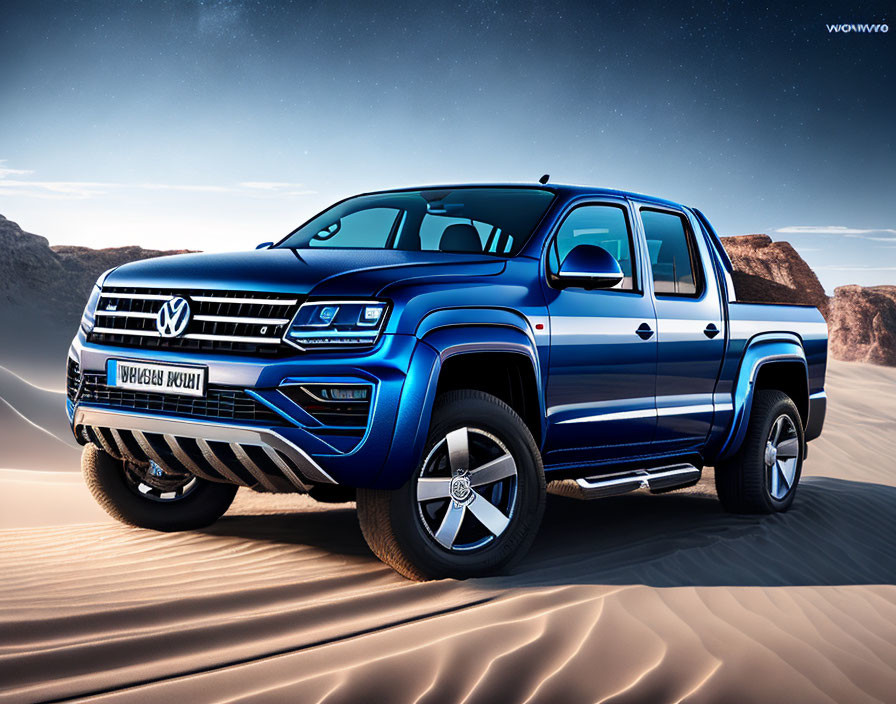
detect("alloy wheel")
[765,414,800,500]
[416,427,518,551]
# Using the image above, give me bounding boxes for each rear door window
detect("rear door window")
[640,209,702,296]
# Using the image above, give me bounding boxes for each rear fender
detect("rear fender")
[716,333,808,461]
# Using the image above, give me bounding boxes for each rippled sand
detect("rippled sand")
[0,359,894,703]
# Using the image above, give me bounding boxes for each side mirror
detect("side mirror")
[556,244,624,290]
[256,242,274,250]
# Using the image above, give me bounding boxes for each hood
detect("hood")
[103,248,505,296]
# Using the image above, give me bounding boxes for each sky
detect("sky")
[0,0,893,292]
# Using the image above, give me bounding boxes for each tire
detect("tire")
[82,444,238,531]
[715,390,804,514]
[357,390,546,581]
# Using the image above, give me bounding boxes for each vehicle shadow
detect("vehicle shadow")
[205,476,896,588]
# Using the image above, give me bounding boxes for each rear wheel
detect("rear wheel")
[357,391,545,581]
[82,444,238,531]
[715,390,804,514]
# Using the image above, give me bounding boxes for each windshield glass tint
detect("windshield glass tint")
[276,188,554,256]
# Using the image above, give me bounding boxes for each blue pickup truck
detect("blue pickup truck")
[67,184,827,580]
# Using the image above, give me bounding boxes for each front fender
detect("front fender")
[715,333,807,461]
[377,312,546,489]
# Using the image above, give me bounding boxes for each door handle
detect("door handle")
[704,323,720,339]
[635,322,654,340]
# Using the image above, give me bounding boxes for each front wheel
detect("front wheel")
[357,391,546,581]
[82,444,238,531]
[715,390,804,514]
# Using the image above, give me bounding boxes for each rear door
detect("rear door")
[542,199,658,466]
[632,203,726,453]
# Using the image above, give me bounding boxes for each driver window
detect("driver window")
[548,204,637,291]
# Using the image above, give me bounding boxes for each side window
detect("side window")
[640,209,701,296]
[548,204,637,291]
[309,208,400,248]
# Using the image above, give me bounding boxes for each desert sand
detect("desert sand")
[0,359,894,703]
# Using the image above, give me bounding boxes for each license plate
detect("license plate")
[108,360,206,397]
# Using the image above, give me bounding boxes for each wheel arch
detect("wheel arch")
[716,333,809,461]
[380,311,546,489]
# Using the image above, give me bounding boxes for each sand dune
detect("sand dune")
[0,359,894,702]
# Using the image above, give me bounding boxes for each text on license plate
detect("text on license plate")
[108,360,206,397]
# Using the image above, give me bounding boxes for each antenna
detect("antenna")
[538,174,550,184]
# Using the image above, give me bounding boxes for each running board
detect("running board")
[547,463,701,500]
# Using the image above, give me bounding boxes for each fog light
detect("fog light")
[324,386,369,401]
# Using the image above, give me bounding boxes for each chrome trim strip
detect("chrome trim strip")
[557,408,654,424]
[809,391,826,400]
[183,333,281,344]
[95,311,158,319]
[657,403,715,416]
[193,315,290,325]
[93,327,161,337]
[100,292,171,301]
[558,403,720,425]
[191,295,298,305]
[72,406,335,486]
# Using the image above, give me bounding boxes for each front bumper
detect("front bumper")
[67,330,440,490]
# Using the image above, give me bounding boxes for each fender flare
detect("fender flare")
[716,333,808,461]
[379,309,546,488]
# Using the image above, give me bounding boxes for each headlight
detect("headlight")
[79,284,101,334]
[79,268,115,334]
[284,300,389,349]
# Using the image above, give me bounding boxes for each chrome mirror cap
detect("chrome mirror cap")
[556,244,624,290]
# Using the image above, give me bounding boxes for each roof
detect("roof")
[356,182,690,211]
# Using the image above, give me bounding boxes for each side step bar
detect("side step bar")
[548,463,701,500]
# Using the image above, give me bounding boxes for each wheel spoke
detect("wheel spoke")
[771,417,784,444]
[445,428,470,474]
[468,491,510,536]
[777,462,791,490]
[780,459,797,488]
[769,462,780,497]
[469,453,516,487]
[434,504,466,549]
[776,438,799,459]
[417,478,453,501]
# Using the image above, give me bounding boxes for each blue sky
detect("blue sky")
[0,0,893,292]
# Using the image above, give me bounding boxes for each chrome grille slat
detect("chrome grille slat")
[195,439,247,485]
[163,435,219,482]
[88,287,303,356]
[230,443,278,491]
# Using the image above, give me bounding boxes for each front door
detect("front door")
[543,200,658,466]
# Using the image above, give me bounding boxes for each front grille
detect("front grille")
[88,287,302,356]
[78,373,285,426]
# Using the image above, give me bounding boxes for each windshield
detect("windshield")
[275,187,555,256]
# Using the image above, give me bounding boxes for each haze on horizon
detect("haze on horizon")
[0,0,893,292]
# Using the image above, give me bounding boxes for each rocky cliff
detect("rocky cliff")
[0,214,193,321]
[721,234,895,366]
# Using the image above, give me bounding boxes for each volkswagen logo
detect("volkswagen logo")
[156,297,191,338]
